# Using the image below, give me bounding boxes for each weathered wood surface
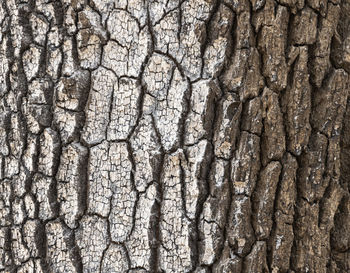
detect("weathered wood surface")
[0,0,350,272]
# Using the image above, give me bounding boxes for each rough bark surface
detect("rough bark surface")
[0,0,350,272]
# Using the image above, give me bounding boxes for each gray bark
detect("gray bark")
[0,0,350,272]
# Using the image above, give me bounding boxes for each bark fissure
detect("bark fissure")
[1,0,350,272]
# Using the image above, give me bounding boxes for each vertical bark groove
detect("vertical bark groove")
[0,0,349,272]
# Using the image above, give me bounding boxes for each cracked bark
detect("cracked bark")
[1,0,350,272]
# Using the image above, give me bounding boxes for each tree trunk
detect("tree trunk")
[0,0,350,272]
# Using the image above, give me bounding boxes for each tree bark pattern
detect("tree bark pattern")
[0,0,350,272]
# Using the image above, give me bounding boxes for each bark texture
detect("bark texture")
[0,0,350,272]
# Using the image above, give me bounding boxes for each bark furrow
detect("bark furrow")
[0,0,350,272]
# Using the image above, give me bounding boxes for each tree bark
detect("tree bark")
[0,0,350,272]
